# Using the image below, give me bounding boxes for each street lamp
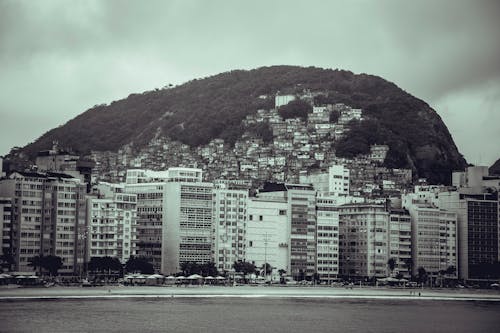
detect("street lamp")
[263,232,269,282]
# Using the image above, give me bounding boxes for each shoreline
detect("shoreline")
[1,285,500,302]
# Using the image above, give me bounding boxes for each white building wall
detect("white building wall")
[329,165,349,196]
[246,198,289,277]
[163,182,213,274]
[213,188,248,272]
[316,193,340,282]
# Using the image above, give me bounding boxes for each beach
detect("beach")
[1,285,500,301]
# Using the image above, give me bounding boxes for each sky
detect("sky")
[0,0,499,166]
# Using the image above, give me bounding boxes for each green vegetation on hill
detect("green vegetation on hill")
[13,65,466,184]
[278,99,312,120]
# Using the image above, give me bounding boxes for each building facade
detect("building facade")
[87,187,137,264]
[389,209,412,278]
[315,193,340,283]
[213,187,248,273]
[0,172,87,275]
[339,204,390,279]
[246,197,289,278]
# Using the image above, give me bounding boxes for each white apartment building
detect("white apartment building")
[388,209,412,278]
[329,165,350,196]
[213,187,248,272]
[405,204,457,277]
[258,183,317,280]
[162,181,214,274]
[246,197,289,278]
[299,164,350,196]
[87,189,137,263]
[275,94,296,108]
[316,193,340,283]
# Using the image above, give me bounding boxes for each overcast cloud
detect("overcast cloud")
[0,0,499,165]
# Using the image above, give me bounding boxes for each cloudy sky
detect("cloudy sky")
[1,0,499,166]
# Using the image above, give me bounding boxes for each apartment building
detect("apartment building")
[388,209,412,277]
[315,193,340,283]
[87,183,137,263]
[339,204,390,278]
[246,196,289,277]
[258,183,317,280]
[213,186,248,272]
[0,171,86,275]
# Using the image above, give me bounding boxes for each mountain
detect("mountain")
[490,158,500,176]
[9,65,466,184]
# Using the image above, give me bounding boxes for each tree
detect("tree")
[233,261,256,283]
[200,262,218,277]
[387,258,397,276]
[43,255,63,276]
[278,99,312,120]
[125,256,154,274]
[261,263,273,275]
[0,252,14,272]
[403,258,413,279]
[417,267,428,285]
[445,266,456,276]
[28,255,43,275]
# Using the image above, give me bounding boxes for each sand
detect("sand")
[1,285,500,301]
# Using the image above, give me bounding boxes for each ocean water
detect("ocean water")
[1,297,499,333]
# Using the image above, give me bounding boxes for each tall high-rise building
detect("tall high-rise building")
[258,183,317,280]
[124,181,165,271]
[246,196,289,277]
[315,193,340,283]
[163,181,213,274]
[213,186,248,273]
[388,209,412,278]
[124,167,207,274]
[0,197,12,258]
[0,171,87,275]
[403,203,457,277]
[87,183,137,264]
[339,204,390,278]
[439,190,498,279]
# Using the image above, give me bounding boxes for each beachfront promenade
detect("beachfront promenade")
[1,285,500,301]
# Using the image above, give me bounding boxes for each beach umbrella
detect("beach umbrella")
[215,276,226,280]
[165,275,176,279]
[204,276,214,280]
[187,274,203,280]
[176,276,186,280]
[147,274,164,279]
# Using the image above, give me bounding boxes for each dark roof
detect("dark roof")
[259,182,288,193]
[12,171,76,180]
